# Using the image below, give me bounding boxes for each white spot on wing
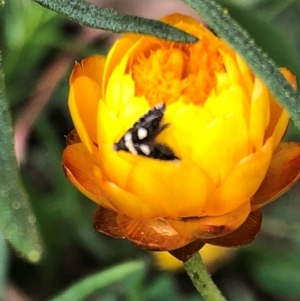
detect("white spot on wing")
[124,132,132,141]
[137,128,148,140]
[124,132,137,155]
[139,144,151,156]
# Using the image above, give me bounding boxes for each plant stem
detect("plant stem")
[184,253,227,301]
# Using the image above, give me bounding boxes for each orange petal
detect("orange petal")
[219,51,250,98]
[209,138,273,215]
[168,202,250,239]
[160,13,201,27]
[70,61,84,84]
[251,142,300,211]
[80,55,106,85]
[117,215,195,251]
[103,38,135,93]
[160,14,217,45]
[64,132,170,220]
[280,67,297,89]
[97,99,133,188]
[100,180,168,219]
[93,206,124,239]
[62,143,115,211]
[203,209,262,247]
[264,68,295,147]
[270,109,289,151]
[249,76,270,150]
[69,76,101,151]
[66,130,81,146]
[124,155,216,218]
[235,55,253,99]
[169,240,205,262]
[70,55,106,84]
[191,114,249,184]
[104,53,136,114]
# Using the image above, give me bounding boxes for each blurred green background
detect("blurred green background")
[1,0,300,300]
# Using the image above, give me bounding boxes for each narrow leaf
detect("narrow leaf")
[217,2,300,80]
[49,260,145,301]
[31,0,197,43]
[0,51,43,263]
[182,0,300,129]
[0,233,8,297]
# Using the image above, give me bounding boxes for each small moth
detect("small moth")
[114,104,178,161]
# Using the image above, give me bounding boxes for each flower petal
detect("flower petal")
[103,38,135,94]
[70,61,83,83]
[160,13,201,27]
[160,13,218,44]
[104,57,136,114]
[167,202,250,239]
[117,215,195,251]
[93,206,124,238]
[192,114,249,184]
[249,77,270,150]
[164,101,249,184]
[264,68,294,149]
[209,138,273,215]
[202,209,262,247]
[204,84,250,125]
[125,158,215,218]
[62,143,115,211]
[70,55,106,84]
[269,109,289,151]
[99,180,164,219]
[251,142,300,211]
[69,76,101,152]
[97,100,137,188]
[80,55,106,85]
[235,55,253,98]
[160,101,213,160]
[219,51,249,97]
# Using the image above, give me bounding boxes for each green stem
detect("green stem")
[184,253,227,301]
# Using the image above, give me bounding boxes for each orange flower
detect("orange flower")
[63,13,300,261]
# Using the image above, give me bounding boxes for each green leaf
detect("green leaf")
[31,0,197,43]
[215,1,300,80]
[0,233,8,298]
[182,0,300,129]
[49,260,145,301]
[0,51,43,263]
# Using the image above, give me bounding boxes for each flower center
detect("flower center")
[132,39,225,106]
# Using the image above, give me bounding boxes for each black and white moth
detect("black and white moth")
[114,103,178,161]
